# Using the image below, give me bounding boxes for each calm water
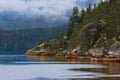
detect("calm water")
[0,54,120,80]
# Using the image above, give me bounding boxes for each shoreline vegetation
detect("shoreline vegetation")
[25,0,120,62]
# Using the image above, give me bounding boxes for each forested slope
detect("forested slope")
[0,26,66,52]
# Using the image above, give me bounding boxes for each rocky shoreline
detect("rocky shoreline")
[26,35,120,62]
[25,22,120,62]
[25,50,120,62]
[25,41,120,62]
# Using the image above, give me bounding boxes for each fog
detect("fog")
[0,0,100,21]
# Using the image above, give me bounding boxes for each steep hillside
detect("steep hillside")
[27,0,120,58]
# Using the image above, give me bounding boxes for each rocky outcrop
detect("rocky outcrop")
[72,23,104,53]
[26,22,120,59]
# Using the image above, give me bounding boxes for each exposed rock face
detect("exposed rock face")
[73,23,104,53]
[108,41,120,57]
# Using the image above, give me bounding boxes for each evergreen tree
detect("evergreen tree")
[87,4,91,12]
[67,6,79,38]
[79,8,85,22]
[70,6,79,24]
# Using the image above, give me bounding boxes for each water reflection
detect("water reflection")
[71,63,120,74]
[0,55,120,80]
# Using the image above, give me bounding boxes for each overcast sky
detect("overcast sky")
[0,0,100,21]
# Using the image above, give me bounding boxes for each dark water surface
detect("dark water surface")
[0,53,120,80]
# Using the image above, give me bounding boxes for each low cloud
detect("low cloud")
[0,0,100,21]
